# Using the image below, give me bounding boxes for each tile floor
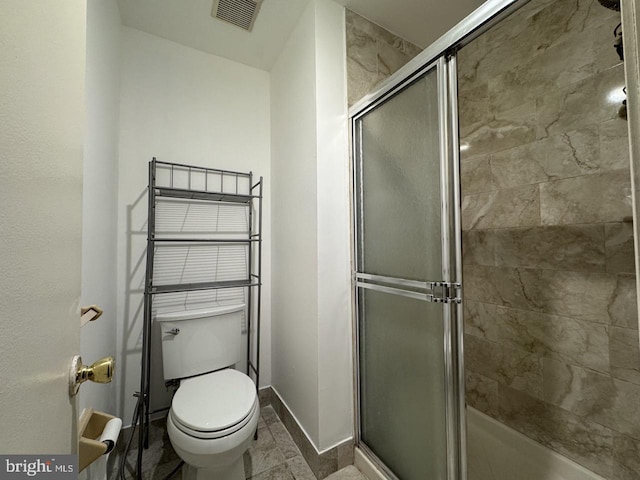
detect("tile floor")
[109,405,367,480]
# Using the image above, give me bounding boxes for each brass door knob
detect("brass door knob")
[69,355,115,396]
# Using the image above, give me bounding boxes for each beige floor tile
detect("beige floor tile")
[110,409,361,480]
[324,465,368,480]
[248,463,294,480]
[286,456,316,480]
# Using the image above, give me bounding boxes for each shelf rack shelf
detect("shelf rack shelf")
[151,279,259,295]
[152,238,260,243]
[155,186,259,203]
[135,158,263,478]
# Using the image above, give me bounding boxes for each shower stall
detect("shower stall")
[349,0,637,479]
[352,56,464,480]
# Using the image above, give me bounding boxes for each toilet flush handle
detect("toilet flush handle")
[169,328,180,335]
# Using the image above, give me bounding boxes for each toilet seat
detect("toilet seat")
[170,399,258,440]
[170,369,258,440]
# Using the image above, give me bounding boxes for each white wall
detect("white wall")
[80,0,121,418]
[271,0,352,451]
[270,1,322,446]
[314,0,353,451]
[0,0,85,453]
[117,28,271,423]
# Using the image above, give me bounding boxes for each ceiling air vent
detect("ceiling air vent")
[211,0,263,32]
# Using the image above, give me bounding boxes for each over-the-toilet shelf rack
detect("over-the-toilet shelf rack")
[136,158,263,477]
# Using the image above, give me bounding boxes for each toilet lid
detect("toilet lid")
[172,369,257,432]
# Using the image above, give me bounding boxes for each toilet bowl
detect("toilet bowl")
[156,305,257,480]
[166,369,259,480]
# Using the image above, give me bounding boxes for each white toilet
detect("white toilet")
[156,304,259,480]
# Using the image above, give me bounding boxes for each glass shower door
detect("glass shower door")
[353,58,463,480]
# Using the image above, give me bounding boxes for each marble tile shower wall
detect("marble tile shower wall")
[345,9,422,107]
[458,0,639,478]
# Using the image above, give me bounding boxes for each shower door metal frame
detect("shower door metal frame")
[349,2,532,479]
[351,55,464,480]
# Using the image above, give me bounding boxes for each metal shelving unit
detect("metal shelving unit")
[135,158,263,477]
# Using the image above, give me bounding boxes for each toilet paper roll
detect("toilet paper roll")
[98,418,122,454]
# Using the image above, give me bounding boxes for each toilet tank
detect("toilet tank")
[156,304,245,381]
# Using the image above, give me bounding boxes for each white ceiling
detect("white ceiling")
[117,0,310,71]
[335,0,487,48]
[117,0,486,71]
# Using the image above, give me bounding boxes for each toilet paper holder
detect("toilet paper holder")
[79,409,122,472]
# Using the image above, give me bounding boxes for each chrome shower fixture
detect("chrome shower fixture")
[597,0,624,63]
[614,23,624,61]
[597,0,620,11]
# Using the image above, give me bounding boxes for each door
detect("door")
[352,57,464,480]
[0,1,86,454]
